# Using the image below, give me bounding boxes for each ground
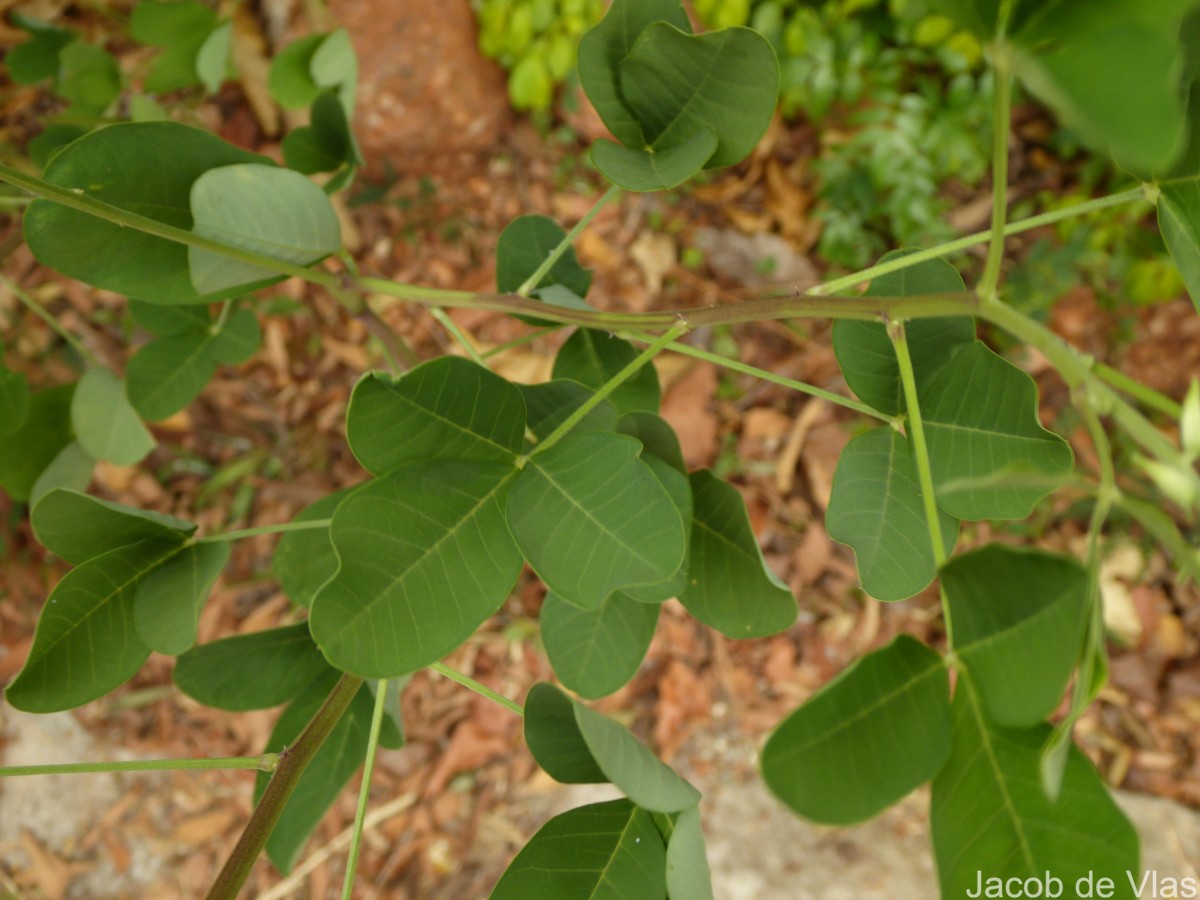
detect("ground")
[1,1,1199,897]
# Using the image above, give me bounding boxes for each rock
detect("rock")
[691,227,818,289]
[330,0,511,172]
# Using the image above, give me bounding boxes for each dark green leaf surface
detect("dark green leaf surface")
[268,34,324,108]
[826,427,958,601]
[621,24,778,168]
[616,411,686,473]
[523,682,609,784]
[282,91,357,174]
[931,685,1138,900]
[591,129,718,192]
[0,367,31,434]
[24,123,267,304]
[130,299,210,335]
[70,368,155,466]
[0,384,73,503]
[577,0,692,147]
[541,591,659,699]
[942,545,1088,727]
[574,702,701,813]
[507,433,686,609]
[5,540,176,712]
[127,334,217,421]
[173,623,332,710]
[32,488,194,565]
[7,18,74,85]
[188,163,341,294]
[310,461,522,677]
[273,489,348,609]
[496,214,593,297]
[678,470,796,637]
[131,0,215,93]
[207,309,261,365]
[57,43,120,115]
[762,635,951,824]
[490,800,667,900]
[133,541,229,655]
[346,358,525,475]
[832,253,971,416]
[551,329,661,416]
[1158,180,1200,313]
[919,342,1073,520]
[621,454,691,603]
[520,380,618,443]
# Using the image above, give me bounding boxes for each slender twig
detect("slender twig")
[1093,361,1182,419]
[211,299,234,336]
[978,41,1014,302]
[431,308,487,365]
[207,674,365,900]
[481,326,560,359]
[2,276,100,366]
[341,680,389,900]
[0,755,277,777]
[196,519,331,544]
[516,185,621,297]
[428,662,523,717]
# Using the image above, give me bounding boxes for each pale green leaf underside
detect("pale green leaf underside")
[761,635,951,825]
[826,427,958,601]
[666,806,716,900]
[71,368,155,466]
[524,682,610,784]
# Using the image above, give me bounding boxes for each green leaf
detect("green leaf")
[762,635,951,824]
[207,308,261,364]
[173,623,332,710]
[70,368,155,466]
[310,460,523,677]
[541,591,660,699]
[678,470,796,637]
[941,545,1088,727]
[24,122,269,304]
[931,684,1138,900]
[666,806,715,900]
[7,19,74,84]
[920,342,1073,520]
[30,442,94,507]
[551,329,661,416]
[1158,180,1200,314]
[133,541,229,655]
[826,427,958,601]
[57,42,121,116]
[591,129,719,192]
[131,0,216,93]
[523,682,609,784]
[268,35,324,108]
[578,0,693,147]
[507,432,687,608]
[188,163,342,294]
[574,702,701,812]
[496,214,593,298]
[130,299,211,335]
[0,366,30,434]
[32,488,194,565]
[127,334,217,421]
[616,411,686,473]
[491,800,667,900]
[195,19,232,94]
[620,24,778,169]
[255,670,382,873]
[273,489,347,609]
[621,454,692,603]
[5,540,177,712]
[832,253,972,416]
[282,91,356,174]
[0,384,73,503]
[28,125,87,169]
[1010,0,1192,173]
[520,380,618,443]
[346,358,526,475]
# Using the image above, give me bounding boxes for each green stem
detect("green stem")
[430,308,487,365]
[889,319,952,645]
[2,276,101,366]
[628,334,890,422]
[481,326,560,359]
[196,518,331,544]
[341,680,388,900]
[978,43,1013,302]
[0,755,277,777]
[530,323,687,459]
[1093,361,1182,419]
[516,186,621,297]
[429,662,523,717]
[207,674,365,900]
[211,299,234,336]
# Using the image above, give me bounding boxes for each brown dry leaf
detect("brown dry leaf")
[660,362,718,469]
[792,524,833,588]
[775,399,828,493]
[172,807,240,845]
[629,232,676,298]
[423,719,511,797]
[229,5,279,136]
[654,659,711,761]
[19,830,78,900]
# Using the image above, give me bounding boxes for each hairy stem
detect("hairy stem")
[517,185,621,297]
[429,662,523,717]
[0,755,277,777]
[341,680,389,900]
[207,674,364,900]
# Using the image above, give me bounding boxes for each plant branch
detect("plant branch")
[0,755,277,777]
[1092,361,1182,419]
[341,679,388,900]
[196,519,331,544]
[516,186,621,296]
[431,308,487,365]
[530,322,688,458]
[2,276,101,366]
[428,662,523,717]
[978,42,1013,301]
[207,673,365,900]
